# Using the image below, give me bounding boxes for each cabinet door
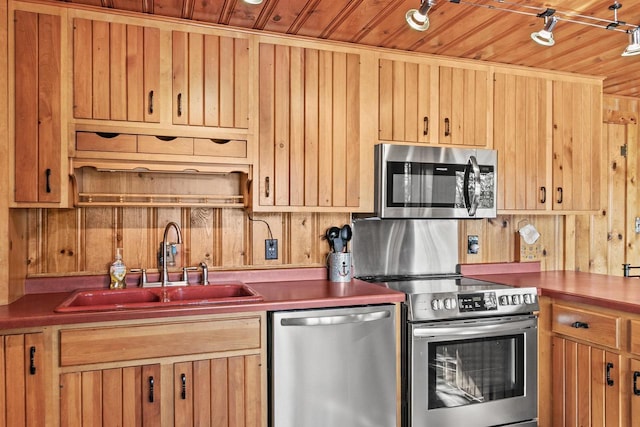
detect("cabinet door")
[378,58,434,143]
[632,358,640,423]
[439,66,489,147]
[0,333,46,427]
[172,31,249,128]
[258,43,360,209]
[552,80,602,211]
[73,18,160,122]
[14,10,62,204]
[60,364,161,426]
[552,336,622,426]
[173,355,262,427]
[494,73,550,211]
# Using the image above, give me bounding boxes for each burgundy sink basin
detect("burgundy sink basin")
[54,283,263,313]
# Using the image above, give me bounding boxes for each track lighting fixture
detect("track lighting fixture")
[405,0,640,57]
[406,0,435,32]
[622,27,640,56]
[531,16,558,47]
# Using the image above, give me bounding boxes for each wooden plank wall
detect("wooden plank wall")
[18,207,348,277]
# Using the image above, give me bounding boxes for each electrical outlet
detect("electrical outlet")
[265,239,278,260]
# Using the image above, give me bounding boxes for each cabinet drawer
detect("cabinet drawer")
[552,304,620,349]
[76,132,137,153]
[629,320,640,356]
[193,138,247,158]
[59,316,261,366]
[137,135,194,155]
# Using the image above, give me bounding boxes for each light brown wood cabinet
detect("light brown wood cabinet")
[378,57,489,147]
[60,364,161,426]
[541,298,640,427]
[57,313,265,426]
[73,18,160,123]
[13,9,67,206]
[172,31,249,129]
[257,42,361,210]
[0,332,47,426]
[494,72,603,212]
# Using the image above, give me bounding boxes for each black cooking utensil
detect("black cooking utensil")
[325,227,341,252]
[340,224,352,252]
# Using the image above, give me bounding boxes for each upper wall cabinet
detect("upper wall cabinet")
[256,43,361,211]
[494,73,549,211]
[379,59,435,144]
[13,8,69,207]
[172,31,249,129]
[494,72,603,213]
[378,57,490,147]
[73,18,160,123]
[71,15,249,134]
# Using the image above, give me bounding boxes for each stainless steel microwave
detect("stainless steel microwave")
[374,144,497,219]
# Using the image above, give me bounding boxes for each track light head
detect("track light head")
[622,27,640,56]
[531,16,558,46]
[406,0,435,32]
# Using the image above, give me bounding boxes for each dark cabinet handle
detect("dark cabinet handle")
[45,169,51,193]
[177,93,183,117]
[571,321,589,329]
[265,177,270,198]
[606,362,615,387]
[29,346,36,375]
[634,371,640,396]
[148,376,155,403]
[540,187,547,204]
[180,373,187,400]
[557,187,563,204]
[423,116,429,136]
[444,118,450,137]
[148,90,154,115]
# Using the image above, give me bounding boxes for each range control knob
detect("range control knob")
[431,299,442,310]
[499,295,510,306]
[511,294,522,305]
[443,298,457,310]
[523,293,536,305]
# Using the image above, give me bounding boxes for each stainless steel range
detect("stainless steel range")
[353,218,539,427]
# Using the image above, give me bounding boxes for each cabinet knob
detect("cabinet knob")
[148,376,155,403]
[606,362,615,387]
[571,321,589,329]
[29,346,36,375]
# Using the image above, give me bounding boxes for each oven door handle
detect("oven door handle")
[413,318,536,338]
[280,310,391,327]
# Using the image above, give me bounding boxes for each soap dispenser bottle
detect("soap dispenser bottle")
[109,248,127,289]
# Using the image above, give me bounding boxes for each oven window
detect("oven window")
[427,334,524,409]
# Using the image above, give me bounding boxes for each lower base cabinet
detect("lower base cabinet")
[541,297,640,427]
[57,313,265,427]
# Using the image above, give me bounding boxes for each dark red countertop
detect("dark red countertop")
[0,268,404,329]
[461,262,640,313]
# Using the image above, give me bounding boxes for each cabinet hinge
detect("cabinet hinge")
[621,144,628,157]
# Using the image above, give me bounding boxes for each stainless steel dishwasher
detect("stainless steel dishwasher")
[269,304,397,427]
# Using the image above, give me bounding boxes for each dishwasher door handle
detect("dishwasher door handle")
[280,310,391,327]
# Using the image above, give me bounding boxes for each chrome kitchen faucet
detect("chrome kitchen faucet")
[161,222,183,300]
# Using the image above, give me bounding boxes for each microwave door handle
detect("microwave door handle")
[463,155,481,216]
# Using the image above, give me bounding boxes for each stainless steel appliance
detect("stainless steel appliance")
[375,143,497,219]
[353,219,538,427]
[269,304,397,427]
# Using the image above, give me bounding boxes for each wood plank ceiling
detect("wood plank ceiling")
[57,0,640,97]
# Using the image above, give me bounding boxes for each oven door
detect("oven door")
[409,315,537,427]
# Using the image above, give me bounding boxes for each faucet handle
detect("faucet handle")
[199,262,209,285]
[182,266,198,282]
[130,268,147,287]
